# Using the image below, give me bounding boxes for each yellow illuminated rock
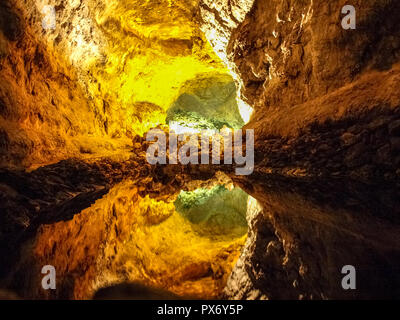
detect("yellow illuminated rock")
[91,0,230,136]
[1,0,230,168]
[31,181,246,299]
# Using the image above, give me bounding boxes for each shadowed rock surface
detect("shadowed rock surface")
[225,175,400,299]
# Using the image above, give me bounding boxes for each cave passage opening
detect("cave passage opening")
[165,73,249,134]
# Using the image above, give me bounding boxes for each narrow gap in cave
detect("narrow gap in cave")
[166,73,245,133]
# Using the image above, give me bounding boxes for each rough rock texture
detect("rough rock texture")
[198,0,400,299]
[250,107,400,182]
[0,0,231,169]
[226,0,400,110]
[0,1,129,169]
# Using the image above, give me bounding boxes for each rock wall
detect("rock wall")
[0,1,127,169]
[225,0,400,110]
[199,0,400,299]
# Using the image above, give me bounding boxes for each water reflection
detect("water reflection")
[231,175,400,299]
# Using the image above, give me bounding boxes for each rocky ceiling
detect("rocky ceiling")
[0,0,248,169]
[1,0,400,300]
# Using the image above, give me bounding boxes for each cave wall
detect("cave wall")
[200,0,400,138]
[0,0,231,169]
[205,0,400,110]
[199,0,400,299]
[0,1,123,169]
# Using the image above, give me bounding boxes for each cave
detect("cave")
[0,0,400,301]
